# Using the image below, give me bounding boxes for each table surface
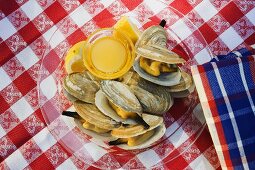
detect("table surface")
[0,0,254,169]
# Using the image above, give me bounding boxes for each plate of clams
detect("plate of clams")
[38,6,213,169]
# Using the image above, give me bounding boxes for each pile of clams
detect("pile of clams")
[62,20,194,150]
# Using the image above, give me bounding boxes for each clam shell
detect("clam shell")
[135,25,185,64]
[168,71,193,92]
[116,123,166,150]
[63,88,78,102]
[117,71,135,85]
[126,72,141,86]
[111,113,163,138]
[63,72,99,103]
[136,45,185,64]
[83,71,102,86]
[130,80,173,115]
[135,26,167,47]
[170,83,195,98]
[100,80,142,113]
[74,101,120,130]
[95,90,137,124]
[133,57,182,86]
[74,119,117,142]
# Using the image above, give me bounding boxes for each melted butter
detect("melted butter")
[91,37,127,73]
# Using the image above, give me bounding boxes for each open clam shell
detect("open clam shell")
[133,57,182,86]
[74,119,117,142]
[74,101,120,130]
[100,80,142,113]
[136,44,185,64]
[130,80,173,115]
[135,26,167,48]
[95,90,137,124]
[63,88,78,102]
[168,71,193,92]
[114,123,166,150]
[170,83,195,98]
[111,113,163,138]
[63,72,99,103]
[135,25,185,64]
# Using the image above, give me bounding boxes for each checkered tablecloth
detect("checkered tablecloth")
[0,0,254,169]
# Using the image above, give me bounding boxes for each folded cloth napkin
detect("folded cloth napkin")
[191,45,255,170]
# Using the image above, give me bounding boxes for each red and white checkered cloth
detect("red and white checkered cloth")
[0,0,254,169]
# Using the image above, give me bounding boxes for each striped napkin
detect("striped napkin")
[191,45,255,170]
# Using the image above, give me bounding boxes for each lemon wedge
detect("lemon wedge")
[113,16,141,44]
[65,41,86,74]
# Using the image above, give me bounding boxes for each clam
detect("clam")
[99,80,151,128]
[170,83,195,98]
[73,101,120,130]
[95,90,137,124]
[168,71,195,98]
[109,123,166,150]
[100,80,142,113]
[83,70,102,86]
[63,72,99,103]
[133,21,185,86]
[115,71,135,85]
[130,79,173,115]
[109,113,165,150]
[110,113,163,138]
[62,104,117,142]
[168,71,193,92]
[74,119,117,142]
[63,88,78,102]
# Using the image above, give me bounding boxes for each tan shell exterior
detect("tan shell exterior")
[74,101,120,130]
[63,72,99,103]
[100,80,142,113]
[135,26,185,64]
[130,79,173,115]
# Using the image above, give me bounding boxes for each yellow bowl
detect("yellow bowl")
[83,28,135,79]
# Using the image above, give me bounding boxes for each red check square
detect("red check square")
[121,0,143,10]
[8,123,31,148]
[244,32,255,45]
[13,72,36,96]
[219,2,244,25]
[67,28,86,45]
[0,95,10,113]
[18,22,41,45]
[34,109,46,125]
[0,42,13,66]
[170,0,194,15]
[93,9,114,27]
[0,1,19,16]
[29,153,55,170]
[44,1,68,24]
[42,50,61,74]
[199,23,218,44]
